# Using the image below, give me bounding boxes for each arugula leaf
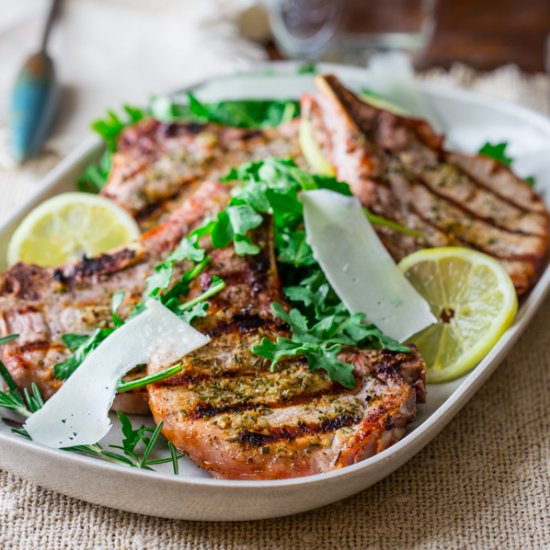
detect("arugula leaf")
[478,141,537,187]
[253,297,408,389]
[478,142,513,166]
[167,236,205,263]
[54,328,114,380]
[234,234,261,255]
[92,106,148,151]
[61,333,90,351]
[179,302,209,324]
[222,158,412,386]
[524,175,537,187]
[144,262,175,298]
[276,230,315,267]
[78,105,147,193]
[177,276,225,320]
[185,95,301,129]
[143,236,207,300]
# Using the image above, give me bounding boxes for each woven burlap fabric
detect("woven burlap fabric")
[0,67,549,548]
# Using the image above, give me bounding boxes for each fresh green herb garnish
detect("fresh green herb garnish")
[182,95,300,129]
[79,97,301,194]
[297,62,318,75]
[0,361,32,418]
[524,175,536,187]
[111,290,125,327]
[177,276,225,323]
[60,333,89,351]
[142,232,226,320]
[77,105,147,193]
[478,141,537,187]
[0,334,19,346]
[54,328,114,380]
[478,142,513,166]
[253,271,409,389]
[0,364,182,473]
[220,158,409,386]
[116,364,183,393]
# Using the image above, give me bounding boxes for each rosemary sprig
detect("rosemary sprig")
[116,363,183,393]
[0,363,183,474]
[0,334,19,346]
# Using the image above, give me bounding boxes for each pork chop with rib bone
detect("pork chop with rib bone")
[302,75,550,294]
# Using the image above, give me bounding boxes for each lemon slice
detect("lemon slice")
[8,193,140,267]
[398,247,518,383]
[299,119,336,176]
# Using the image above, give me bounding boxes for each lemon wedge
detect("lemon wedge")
[8,193,140,267]
[398,247,518,383]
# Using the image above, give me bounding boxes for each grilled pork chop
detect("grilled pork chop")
[0,177,426,479]
[147,223,426,480]
[0,181,230,412]
[101,119,303,229]
[303,75,550,294]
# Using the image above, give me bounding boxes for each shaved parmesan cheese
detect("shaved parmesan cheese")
[301,189,436,342]
[25,300,209,448]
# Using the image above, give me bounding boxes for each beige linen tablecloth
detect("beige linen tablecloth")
[0,64,549,548]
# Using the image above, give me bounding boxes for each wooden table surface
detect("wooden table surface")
[267,0,550,73]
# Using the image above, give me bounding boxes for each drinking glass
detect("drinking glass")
[265,0,342,59]
[266,0,437,62]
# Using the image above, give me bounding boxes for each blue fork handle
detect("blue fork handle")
[9,52,58,163]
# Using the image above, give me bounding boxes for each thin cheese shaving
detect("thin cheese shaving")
[301,189,436,342]
[25,300,209,448]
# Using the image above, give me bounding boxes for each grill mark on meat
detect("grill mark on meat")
[147,211,426,479]
[408,204,541,262]
[18,340,52,354]
[412,171,545,237]
[188,385,341,419]
[443,156,538,216]
[236,412,362,447]
[446,151,545,214]
[64,249,138,282]
[101,118,304,229]
[0,181,231,405]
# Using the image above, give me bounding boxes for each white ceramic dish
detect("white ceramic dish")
[1,62,550,521]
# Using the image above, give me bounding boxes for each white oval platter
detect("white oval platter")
[0,62,549,521]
